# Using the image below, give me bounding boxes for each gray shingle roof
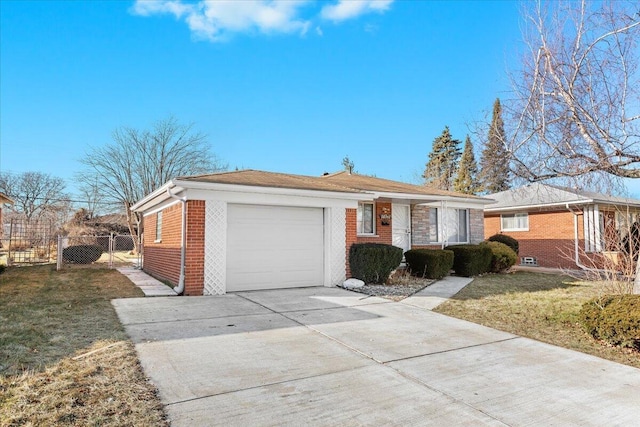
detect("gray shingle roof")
[485,183,640,211]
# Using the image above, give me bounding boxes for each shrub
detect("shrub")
[487,233,519,255]
[481,241,518,273]
[404,249,454,279]
[62,245,104,264]
[579,295,640,350]
[445,244,492,277]
[349,243,403,284]
[0,264,5,275]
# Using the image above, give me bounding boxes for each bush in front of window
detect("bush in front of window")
[404,249,454,279]
[349,243,403,284]
[487,233,520,255]
[62,245,104,264]
[487,233,519,254]
[445,244,492,277]
[579,295,640,351]
[480,241,518,273]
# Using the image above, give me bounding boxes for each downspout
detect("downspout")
[567,203,607,273]
[167,187,187,295]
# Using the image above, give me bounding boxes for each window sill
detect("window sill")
[154,239,162,243]
[501,229,528,232]
[357,234,379,238]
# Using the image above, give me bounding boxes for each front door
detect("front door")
[392,204,411,252]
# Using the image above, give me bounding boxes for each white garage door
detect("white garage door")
[226,204,324,292]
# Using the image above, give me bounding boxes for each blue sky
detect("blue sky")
[2,0,528,198]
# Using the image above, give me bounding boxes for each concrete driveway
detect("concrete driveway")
[113,287,640,426]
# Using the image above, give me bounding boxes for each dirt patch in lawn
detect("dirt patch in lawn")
[434,271,640,369]
[0,265,167,426]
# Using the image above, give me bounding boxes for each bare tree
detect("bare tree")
[505,0,640,292]
[78,116,226,252]
[506,0,640,181]
[0,171,68,223]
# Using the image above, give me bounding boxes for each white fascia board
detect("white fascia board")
[131,181,185,213]
[373,191,492,206]
[186,188,363,209]
[484,199,593,213]
[172,179,374,202]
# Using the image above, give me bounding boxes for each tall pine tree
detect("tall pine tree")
[479,98,511,193]
[454,135,480,194]
[423,126,461,191]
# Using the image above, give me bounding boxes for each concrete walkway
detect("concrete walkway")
[402,275,474,310]
[117,267,177,296]
[113,284,640,426]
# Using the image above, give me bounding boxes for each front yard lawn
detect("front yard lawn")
[0,265,167,426]
[434,271,640,369]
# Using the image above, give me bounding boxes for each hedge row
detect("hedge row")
[349,243,403,284]
[579,295,640,350]
[404,249,454,279]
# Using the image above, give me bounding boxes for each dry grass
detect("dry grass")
[0,265,167,426]
[434,271,640,368]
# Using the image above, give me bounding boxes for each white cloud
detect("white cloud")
[131,0,312,41]
[320,0,394,22]
[131,0,395,41]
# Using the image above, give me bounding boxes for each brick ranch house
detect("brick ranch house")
[484,183,640,270]
[131,170,492,295]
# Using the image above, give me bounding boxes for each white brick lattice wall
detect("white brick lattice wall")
[204,200,226,295]
[330,208,346,285]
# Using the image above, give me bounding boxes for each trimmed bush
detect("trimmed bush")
[62,245,104,264]
[0,264,5,275]
[349,243,403,284]
[579,295,640,350]
[481,241,518,273]
[404,249,454,280]
[487,233,519,255]
[445,244,492,277]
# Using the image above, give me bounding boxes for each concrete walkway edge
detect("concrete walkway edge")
[402,276,473,310]
[117,267,177,297]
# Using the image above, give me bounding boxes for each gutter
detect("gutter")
[166,186,187,295]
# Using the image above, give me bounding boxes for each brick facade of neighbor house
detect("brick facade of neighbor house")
[484,210,596,270]
[142,200,207,295]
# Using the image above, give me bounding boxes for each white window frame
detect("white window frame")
[429,207,469,244]
[357,202,376,236]
[501,213,529,232]
[155,211,163,242]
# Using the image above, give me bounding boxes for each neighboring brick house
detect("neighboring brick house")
[484,183,640,270]
[131,169,491,295]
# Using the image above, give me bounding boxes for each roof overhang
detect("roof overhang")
[131,179,375,213]
[369,191,493,206]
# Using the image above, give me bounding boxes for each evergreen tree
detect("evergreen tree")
[423,126,461,191]
[454,135,480,194]
[479,98,511,193]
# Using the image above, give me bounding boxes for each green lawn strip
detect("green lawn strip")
[434,271,640,369]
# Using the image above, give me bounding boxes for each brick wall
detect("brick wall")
[345,202,394,278]
[142,203,183,286]
[484,210,590,269]
[411,205,430,246]
[469,209,485,244]
[184,200,205,296]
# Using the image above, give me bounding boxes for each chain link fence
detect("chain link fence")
[1,218,56,266]
[56,234,140,270]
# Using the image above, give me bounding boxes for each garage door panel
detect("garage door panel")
[226,205,324,292]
